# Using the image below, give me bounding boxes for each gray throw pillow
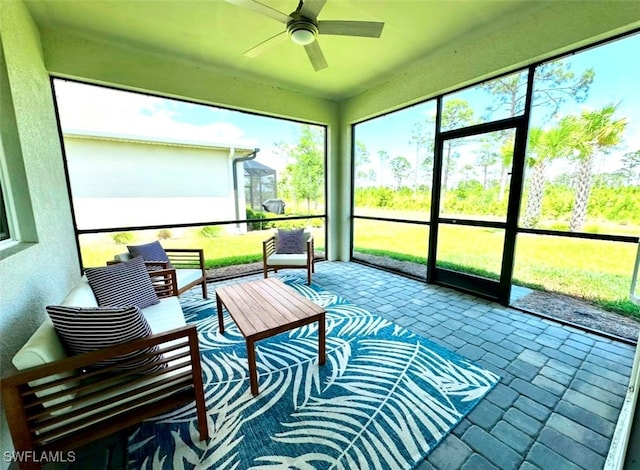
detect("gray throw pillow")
[85,256,159,309]
[47,305,165,372]
[276,229,305,254]
[128,240,172,268]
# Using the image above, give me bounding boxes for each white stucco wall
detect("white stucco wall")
[64,134,244,229]
[0,2,80,465]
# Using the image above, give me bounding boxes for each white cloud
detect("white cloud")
[54,80,257,147]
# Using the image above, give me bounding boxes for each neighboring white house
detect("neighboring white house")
[62,129,257,231]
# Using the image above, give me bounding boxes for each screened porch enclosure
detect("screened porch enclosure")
[244,160,279,213]
[351,31,640,327]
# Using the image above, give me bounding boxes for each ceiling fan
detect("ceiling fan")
[226,0,384,71]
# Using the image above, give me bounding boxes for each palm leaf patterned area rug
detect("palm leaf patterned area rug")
[128,275,500,469]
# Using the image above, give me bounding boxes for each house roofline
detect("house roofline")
[63,128,256,154]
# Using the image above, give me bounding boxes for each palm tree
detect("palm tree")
[522,120,576,228]
[521,128,544,227]
[495,131,514,202]
[568,104,627,232]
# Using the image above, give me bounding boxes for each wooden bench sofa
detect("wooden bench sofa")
[1,268,209,469]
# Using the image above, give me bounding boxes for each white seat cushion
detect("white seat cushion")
[11,279,102,407]
[142,296,186,333]
[12,319,78,408]
[176,269,203,290]
[266,253,309,267]
[61,276,99,308]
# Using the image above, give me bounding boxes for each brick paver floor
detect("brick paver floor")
[68,260,633,469]
[209,261,635,470]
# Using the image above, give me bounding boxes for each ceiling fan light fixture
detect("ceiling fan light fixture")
[288,20,317,45]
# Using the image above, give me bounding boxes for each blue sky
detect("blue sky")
[354,32,640,179]
[54,81,317,172]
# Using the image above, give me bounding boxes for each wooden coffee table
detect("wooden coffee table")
[216,278,326,395]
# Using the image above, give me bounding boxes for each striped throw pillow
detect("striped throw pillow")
[85,256,159,309]
[128,241,172,268]
[46,305,165,372]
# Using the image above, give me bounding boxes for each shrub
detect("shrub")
[200,225,222,238]
[112,232,135,245]
[583,223,604,234]
[157,229,172,240]
[546,221,569,231]
[309,217,324,228]
[276,219,307,230]
[246,207,275,231]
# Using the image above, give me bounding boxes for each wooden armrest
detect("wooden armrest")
[165,248,205,272]
[148,268,179,298]
[107,259,170,270]
[144,260,170,270]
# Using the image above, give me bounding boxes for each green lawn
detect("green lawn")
[353,218,640,318]
[80,227,326,269]
[80,219,639,318]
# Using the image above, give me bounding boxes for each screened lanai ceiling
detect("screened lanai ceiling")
[23,0,637,101]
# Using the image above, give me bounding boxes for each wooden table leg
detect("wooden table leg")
[247,338,259,395]
[216,294,225,334]
[318,312,326,366]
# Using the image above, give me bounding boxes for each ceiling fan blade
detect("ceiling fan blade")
[304,41,328,71]
[243,31,287,58]
[225,0,291,24]
[300,0,327,19]
[318,20,384,38]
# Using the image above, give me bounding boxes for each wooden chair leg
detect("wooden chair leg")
[201,280,208,299]
[189,329,209,441]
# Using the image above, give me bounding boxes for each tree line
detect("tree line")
[354,60,640,231]
[264,55,639,232]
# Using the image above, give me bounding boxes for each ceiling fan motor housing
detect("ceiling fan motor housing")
[287,13,318,45]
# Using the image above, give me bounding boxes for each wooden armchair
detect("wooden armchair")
[114,248,208,298]
[263,231,314,285]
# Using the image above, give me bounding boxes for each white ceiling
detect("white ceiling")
[23,0,556,101]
